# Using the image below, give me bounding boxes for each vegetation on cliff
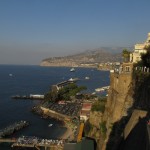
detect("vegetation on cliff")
[122,49,131,62]
[83,97,107,149]
[99,121,107,137]
[134,45,150,68]
[91,97,107,113]
[132,45,150,110]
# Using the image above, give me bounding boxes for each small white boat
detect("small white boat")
[68,78,79,82]
[95,88,105,92]
[70,68,75,72]
[48,124,53,127]
[9,74,13,77]
[92,92,96,95]
[85,76,90,80]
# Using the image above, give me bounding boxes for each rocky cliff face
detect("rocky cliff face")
[87,62,150,150]
[103,71,134,149]
[86,63,135,150]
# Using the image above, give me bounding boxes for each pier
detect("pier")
[12,94,44,100]
[0,138,16,143]
[0,136,64,150]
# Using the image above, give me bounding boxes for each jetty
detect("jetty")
[0,120,29,138]
[0,132,64,150]
[0,136,64,150]
[11,94,44,100]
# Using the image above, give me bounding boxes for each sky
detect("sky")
[0,0,150,65]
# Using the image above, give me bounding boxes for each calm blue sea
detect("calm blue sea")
[0,65,110,149]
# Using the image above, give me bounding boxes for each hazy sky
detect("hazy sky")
[0,0,150,65]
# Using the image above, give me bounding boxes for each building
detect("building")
[80,103,92,122]
[130,32,150,63]
[64,138,95,150]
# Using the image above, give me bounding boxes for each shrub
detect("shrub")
[99,121,107,137]
[91,100,106,113]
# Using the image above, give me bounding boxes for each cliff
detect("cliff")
[85,63,134,149]
[86,63,150,150]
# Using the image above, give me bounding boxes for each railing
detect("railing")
[135,66,150,73]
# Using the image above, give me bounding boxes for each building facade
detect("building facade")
[130,33,150,63]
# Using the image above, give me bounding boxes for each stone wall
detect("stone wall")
[40,106,71,121]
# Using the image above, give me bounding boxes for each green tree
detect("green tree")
[57,83,87,101]
[44,90,58,102]
[91,99,106,113]
[122,49,131,62]
[141,45,150,67]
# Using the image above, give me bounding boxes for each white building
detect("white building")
[80,103,92,122]
[130,33,150,63]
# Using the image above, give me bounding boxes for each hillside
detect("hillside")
[40,47,128,67]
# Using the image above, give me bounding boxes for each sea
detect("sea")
[0,65,110,150]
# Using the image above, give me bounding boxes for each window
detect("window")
[125,66,130,72]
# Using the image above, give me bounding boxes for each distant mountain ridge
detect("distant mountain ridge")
[40,47,131,67]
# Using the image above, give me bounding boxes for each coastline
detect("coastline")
[40,65,112,72]
[32,105,76,141]
[59,126,72,140]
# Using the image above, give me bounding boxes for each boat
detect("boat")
[92,92,96,95]
[70,68,75,72]
[48,124,53,127]
[85,76,90,80]
[95,86,110,92]
[95,88,105,92]
[68,78,79,82]
[9,74,13,77]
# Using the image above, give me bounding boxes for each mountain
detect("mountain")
[40,47,131,67]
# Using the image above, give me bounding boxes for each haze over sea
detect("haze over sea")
[0,65,109,149]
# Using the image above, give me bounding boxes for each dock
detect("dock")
[11,94,44,100]
[0,136,64,150]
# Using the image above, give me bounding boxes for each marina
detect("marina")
[0,65,110,150]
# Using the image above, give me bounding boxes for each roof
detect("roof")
[76,139,94,150]
[64,139,95,150]
[64,143,76,150]
[82,103,92,110]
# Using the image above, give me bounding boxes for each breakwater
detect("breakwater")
[0,121,29,138]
